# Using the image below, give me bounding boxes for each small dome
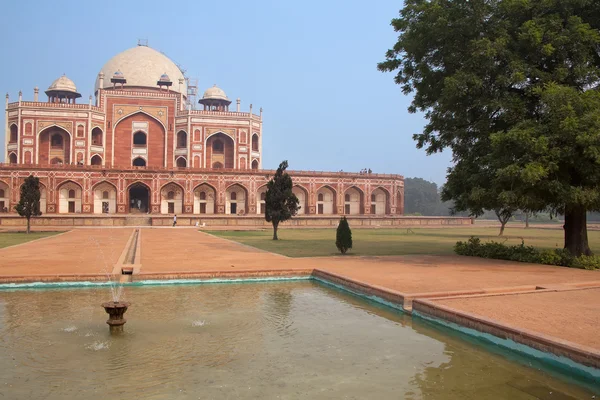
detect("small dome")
[202,84,229,101]
[112,70,125,78]
[159,73,171,82]
[47,75,78,93]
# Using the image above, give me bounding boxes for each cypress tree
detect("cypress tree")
[335,216,352,254]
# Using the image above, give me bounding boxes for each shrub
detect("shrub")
[336,217,353,255]
[454,236,600,270]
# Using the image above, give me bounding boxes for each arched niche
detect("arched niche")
[225,184,247,215]
[58,181,82,214]
[93,182,117,214]
[316,186,336,215]
[193,184,216,214]
[160,183,183,214]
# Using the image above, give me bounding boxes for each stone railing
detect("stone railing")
[7,102,103,112]
[0,163,403,179]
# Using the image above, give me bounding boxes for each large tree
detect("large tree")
[404,177,441,215]
[379,0,600,256]
[15,175,42,234]
[265,160,300,240]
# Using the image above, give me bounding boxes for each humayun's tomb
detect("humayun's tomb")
[0,43,470,227]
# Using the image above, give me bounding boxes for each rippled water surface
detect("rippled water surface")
[0,281,596,399]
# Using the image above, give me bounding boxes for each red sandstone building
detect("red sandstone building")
[1,44,404,221]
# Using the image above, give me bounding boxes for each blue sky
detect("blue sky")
[0,0,452,185]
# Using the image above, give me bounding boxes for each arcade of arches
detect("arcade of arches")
[0,176,402,216]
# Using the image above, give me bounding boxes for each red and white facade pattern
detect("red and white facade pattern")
[2,88,403,216]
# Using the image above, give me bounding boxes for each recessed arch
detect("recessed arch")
[90,154,102,166]
[371,187,390,215]
[113,110,167,133]
[91,127,103,146]
[133,157,147,167]
[92,181,117,214]
[160,182,184,214]
[256,184,268,214]
[193,183,217,214]
[38,125,72,165]
[251,159,259,170]
[133,131,147,146]
[251,133,259,152]
[57,180,82,214]
[316,185,336,215]
[206,131,235,169]
[0,180,10,213]
[292,185,308,215]
[8,153,17,164]
[128,181,151,213]
[177,130,187,148]
[176,156,187,168]
[9,124,18,143]
[344,186,364,215]
[225,183,248,215]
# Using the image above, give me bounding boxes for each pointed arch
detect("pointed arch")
[316,185,336,215]
[91,127,103,146]
[132,156,146,167]
[370,186,391,215]
[256,184,268,214]
[38,125,72,165]
[128,181,152,213]
[0,180,10,213]
[9,124,18,143]
[160,182,184,214]
[193,182,217,214]
[57,180,82,214]
[92,181,117,214]
[206,131,235,169]
[225,183,248,215]
[251,159,259,170]
[113,110,167,132]
[175,156,187,168]
[90,154,103,166]
[343,185,364,215]
[8,153,17,164]
[292,184,309,215]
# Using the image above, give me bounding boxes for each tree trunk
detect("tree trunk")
[499,221,506,236]
[26,216,31,234]
[564,206,591,256]
[525,212,529,229]
[272,221,279,240]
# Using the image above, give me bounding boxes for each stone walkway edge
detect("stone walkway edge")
[0,267,598,375]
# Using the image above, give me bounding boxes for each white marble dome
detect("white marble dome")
[202,84,229,101]
[95,46,187,94]
[48,75,78,93]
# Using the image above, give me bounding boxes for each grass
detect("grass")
[206,227,600,258]
[0,231,63,249]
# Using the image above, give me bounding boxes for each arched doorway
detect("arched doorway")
[8,153,17,164]
[39,127,71,165]
[344,187,363,215]
[93,182,117,214]
[251,159,259,170]
[225,184,247,215]
[193,184,216,214]
[129,183,150,213]
[316,186,335,215]
[92,127,103,146]
[160,183,183,214]
[292,186,308,215]
[58,181,82,214]
[176,157,187,167]
[207,132,234,168]
[371,188,389,215]
[256,186,267,214]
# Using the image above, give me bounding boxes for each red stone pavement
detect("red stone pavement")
[0,227,599,351]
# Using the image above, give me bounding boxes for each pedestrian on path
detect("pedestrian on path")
[173,214,177,227]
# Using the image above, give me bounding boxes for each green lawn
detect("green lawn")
[206,227,600,258]
[0,231,63,249]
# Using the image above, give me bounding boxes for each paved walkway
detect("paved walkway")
[1,227,599,352]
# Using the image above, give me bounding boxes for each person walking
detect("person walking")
[173,214,177,227]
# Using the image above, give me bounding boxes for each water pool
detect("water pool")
[0,281,596,399]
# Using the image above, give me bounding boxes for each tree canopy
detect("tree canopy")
[379,0,600,256]
[15,175,42,234]
[265,160,300,240]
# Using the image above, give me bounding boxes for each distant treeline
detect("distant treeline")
[404,177,565,222]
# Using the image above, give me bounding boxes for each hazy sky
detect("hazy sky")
[0,0,452,185]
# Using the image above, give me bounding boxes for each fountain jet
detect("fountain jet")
[102,301,131,333]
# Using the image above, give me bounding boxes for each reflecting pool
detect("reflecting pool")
[0,281,596,399]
